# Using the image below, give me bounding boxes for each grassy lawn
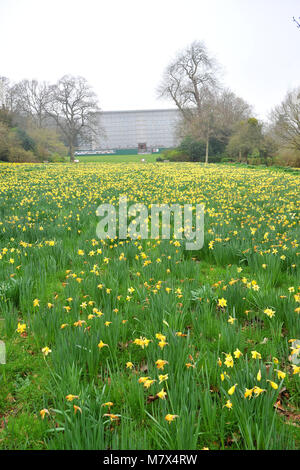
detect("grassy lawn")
[76,153,158,163]
[0,162,299,450]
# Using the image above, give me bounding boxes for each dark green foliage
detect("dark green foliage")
[178,137,206,161]
[173,136,226,162]
[161,149,190,161]
[14,127,36,152]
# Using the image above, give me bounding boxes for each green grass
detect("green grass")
[76,153,158,163]
[0,326,50,449]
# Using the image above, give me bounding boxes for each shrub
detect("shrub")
[48,152,67,163]
[28,128,68,160]
[208,154,223,163]
[14,128,36,152]
[160,149,189,161]
[0,122,10,161]
[160,149,173,160]
[221,156,235,163]
[178,137,206,162]
[168,150,190,162]
[8,147,38,163]
[275,149,300,168]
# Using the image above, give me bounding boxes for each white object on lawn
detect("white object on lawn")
[0,340,6,364]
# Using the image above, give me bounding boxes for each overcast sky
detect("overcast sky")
[0,0,299,120]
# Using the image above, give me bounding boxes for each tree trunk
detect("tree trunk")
[205,131,209,164]
[239,150,242,162]
[69,142,75,162]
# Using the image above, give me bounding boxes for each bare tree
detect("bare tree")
[158,41,220,162]
[213,89,252,143]
[293,16,300,28]
[0,76,19,112]
[174,87,252,161]
[44,75,100,161]
[176,88,218,162]
[13,79,50,128]
[0,77,10,108]
[270,88,300,152]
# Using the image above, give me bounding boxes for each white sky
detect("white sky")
[0,0,299,120]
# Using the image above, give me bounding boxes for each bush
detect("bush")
[208,154,223,163]
[275,149,300,168]
[221,156,235,163]
[178,137,206,162]
[248,156,263,165]
[28,128,68,160]
[8,147,38,163]
[48,152,67,163]
[168,150,190,162]
[14,128,36,152]
[0,122,10,161]
[160,149,190,161]
[160,149,173,160]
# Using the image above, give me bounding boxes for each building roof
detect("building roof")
[96,108,179,115]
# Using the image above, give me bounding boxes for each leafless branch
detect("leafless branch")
[293,16,300,28]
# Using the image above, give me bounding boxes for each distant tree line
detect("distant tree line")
[158,41,300,168]
[1,41,300,167]
[0,75,100,162]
